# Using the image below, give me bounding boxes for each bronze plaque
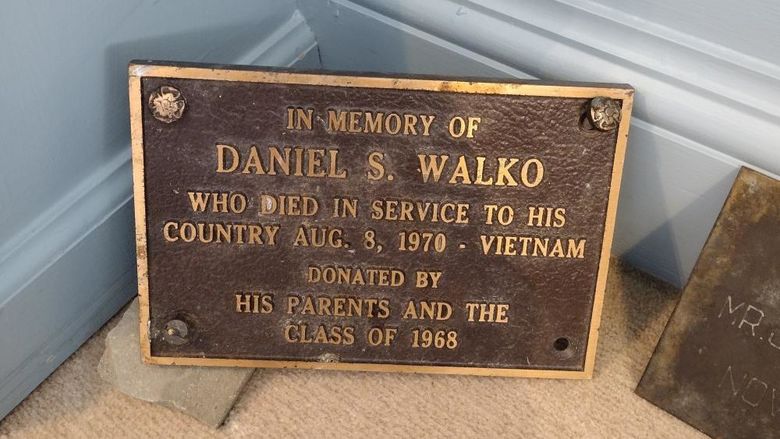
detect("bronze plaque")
[637,168,780,436]
[129,61,633,378]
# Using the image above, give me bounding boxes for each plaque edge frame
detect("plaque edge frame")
[128,61,634,379]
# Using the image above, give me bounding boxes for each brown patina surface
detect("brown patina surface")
[130,62,633,377]
[637,167,780,437]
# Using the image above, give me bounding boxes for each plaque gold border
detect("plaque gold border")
[129,62,634,379]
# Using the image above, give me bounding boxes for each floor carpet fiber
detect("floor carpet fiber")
[0,260,705,438]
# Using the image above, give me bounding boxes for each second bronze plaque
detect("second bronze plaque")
[130,61,634,378]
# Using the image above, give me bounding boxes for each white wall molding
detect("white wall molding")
[0,3,318,419]
[300,0,778,286]
[239,10,319,68]
[351,0,780,176]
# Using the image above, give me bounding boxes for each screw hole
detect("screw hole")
[553,337,570,351]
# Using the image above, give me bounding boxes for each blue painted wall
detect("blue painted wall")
[3,0,778,420]
[0,0,318,420]
[298,0,780,286]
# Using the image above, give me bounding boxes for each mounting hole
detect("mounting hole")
[553,337,570,352]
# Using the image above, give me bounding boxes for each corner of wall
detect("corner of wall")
[0,4,319,420]
[299,0,780,287]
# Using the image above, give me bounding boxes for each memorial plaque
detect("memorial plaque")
[129,61,634,378]
[637,168,780,436]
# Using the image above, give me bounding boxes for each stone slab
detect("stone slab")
[98,298,255,428]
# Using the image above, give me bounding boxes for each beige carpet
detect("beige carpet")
[0,259,706,438]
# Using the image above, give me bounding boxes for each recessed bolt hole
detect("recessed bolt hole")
[553,337,570,351]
